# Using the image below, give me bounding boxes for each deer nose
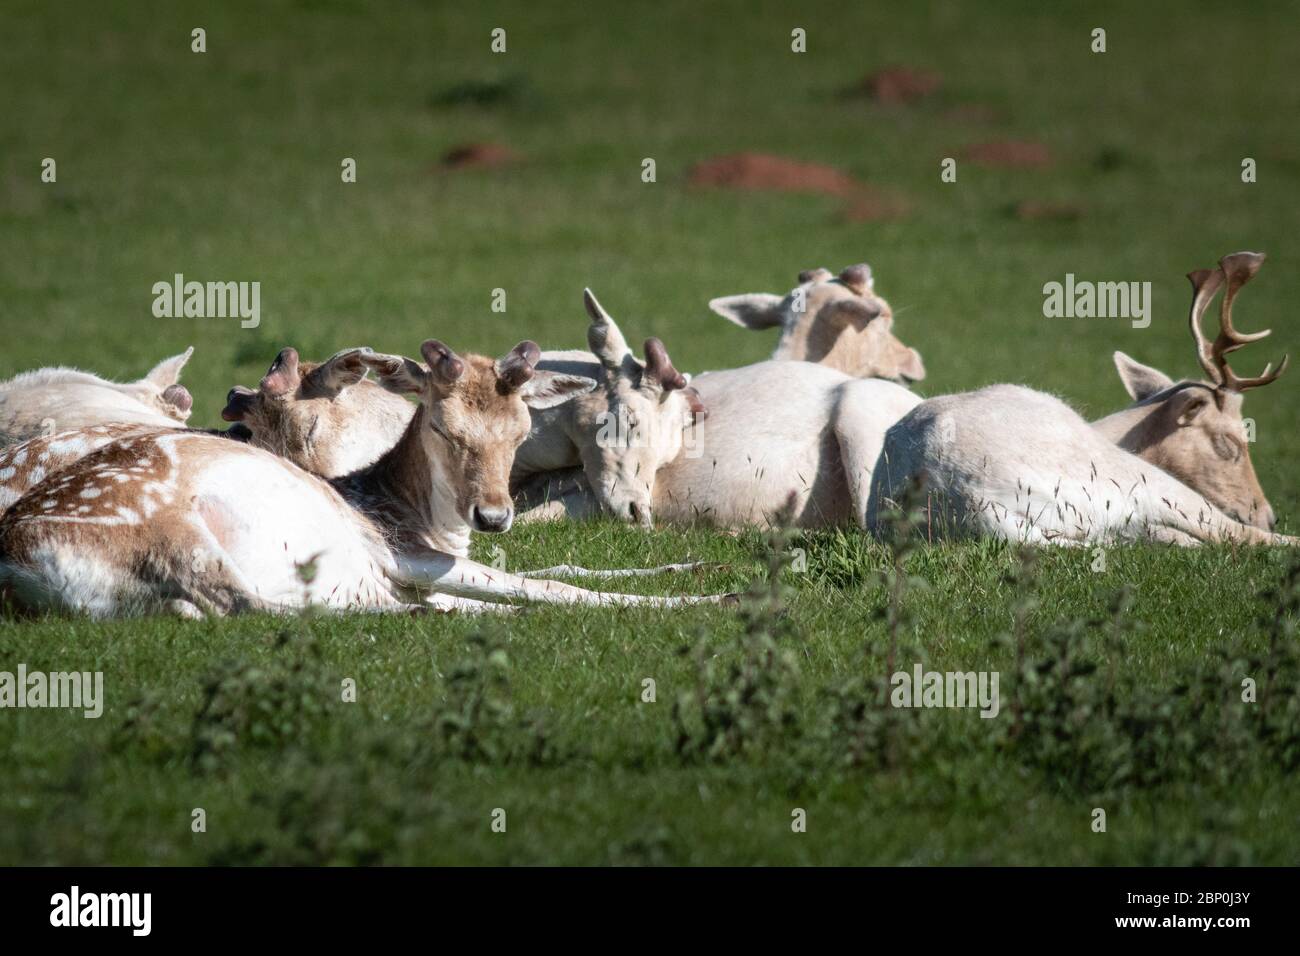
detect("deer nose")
[472,504,513,533]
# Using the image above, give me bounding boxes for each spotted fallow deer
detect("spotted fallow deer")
[867,252,1294,546]
[0,349,196,446]
[511,291,922,529]
[0,340,732,617]
[0,348,412,514]
[707,264,926,381]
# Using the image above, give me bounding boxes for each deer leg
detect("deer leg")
[516,561,713,579]
[393,550,733,608]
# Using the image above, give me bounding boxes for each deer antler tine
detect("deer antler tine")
[1200,252,1288,393]
[1187,267,1225,385]
[1224,353,1290,392]
[1217,252,1271,350]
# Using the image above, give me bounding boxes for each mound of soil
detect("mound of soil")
[441,143,519,170]
[859,66,942,105]
[962,140,1053,168]
[687,153,860,196]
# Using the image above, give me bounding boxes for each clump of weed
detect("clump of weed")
[672,510,803,762]
[207,750,422,866]
[188,630,332,773]
[421,631,565,766]
[817,483,930,770]
[110,691,181,762]
[1008,554,1300,796]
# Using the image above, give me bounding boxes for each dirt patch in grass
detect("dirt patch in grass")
[689,153,908,221]
[440,143,519,170]
[962,140,1053,168]
[688,153,860,195]
[855,66,943,105]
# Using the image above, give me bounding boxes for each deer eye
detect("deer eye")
[1211,432,1242,462]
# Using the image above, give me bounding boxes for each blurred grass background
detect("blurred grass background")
[2,0,1300,865]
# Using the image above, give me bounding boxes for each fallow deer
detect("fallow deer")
[867,252,1293,545]
[708,264,926,381]
[0,348,405,514]
[511,291,921,529]
[220,346,415,477]
[0,349,196,446]
[511,290,706,526]
[0,340,732,617]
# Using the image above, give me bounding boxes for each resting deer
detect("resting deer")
[0,349,195,446]
[511,290,706,526]
[867,252,1294,545]
[513,291,922,529]
[0,340,732,617]
[221,346,415,477]
[0,348,410,513]
[708,263,926,381]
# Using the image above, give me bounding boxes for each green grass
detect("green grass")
[2,0,1299,865]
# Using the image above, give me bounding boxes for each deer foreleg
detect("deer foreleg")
[393,551,731,608]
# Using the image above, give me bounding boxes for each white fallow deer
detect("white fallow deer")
[0,349,196,446]
[0,340,733,617]
[867,252,1294,546]
[707,263,926,382]
[511,289,707,527]
[512,291,922,529]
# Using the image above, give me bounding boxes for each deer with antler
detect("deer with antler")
[868,252,1293,545]
[0,339,732,617]
[512,289,922,529]
[510,290,708,526]
[707,263,926,381]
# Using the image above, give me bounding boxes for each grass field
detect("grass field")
[2,0,1299,865]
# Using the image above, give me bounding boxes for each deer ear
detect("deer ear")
[360,352,429,395]
[144,347,194,387]
[708,293,784,330]
[896,347,926,383]
[1114,351,1174,401]
[584,289,633,369]
[306,347,372,393]
[518,371,597,409]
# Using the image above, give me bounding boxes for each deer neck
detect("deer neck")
[332,404,472,557]
[1090,403,1163,460]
